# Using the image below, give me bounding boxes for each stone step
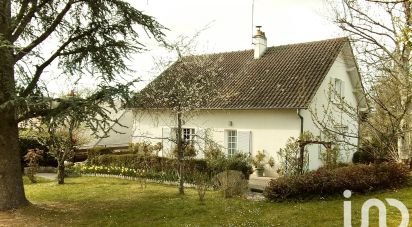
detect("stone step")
[248,175,275,191]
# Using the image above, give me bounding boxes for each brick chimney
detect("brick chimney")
[253,26,267,59]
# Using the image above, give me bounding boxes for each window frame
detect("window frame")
[182,128,196,142]
[333,78,344,101]
[227,130,237,157]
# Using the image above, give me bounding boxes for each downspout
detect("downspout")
[297,109,304,174]
[297,109,304,135]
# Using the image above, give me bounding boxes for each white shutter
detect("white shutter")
[223,130,229,154]
[195,128,206,159]
[170,128,177,153]
[341,80,345,99]
[237,130,251,154]
[162,127,171,156]
[213,130,225,151]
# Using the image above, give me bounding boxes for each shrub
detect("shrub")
[171,142,197,158]
[359,139,396,163]
[193,171,210,202]
[87,147,112,165]
[204,143,222,160]
[277,137,308,176]
[19,137,57,168]
[23,148,44,183]
[352,150,374,164]
[213,170,248,198]
[264,163,410,202]
[252,150,266,168]
[207,153,253,179]
[129,142,162,156]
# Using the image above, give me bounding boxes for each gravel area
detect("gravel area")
[244,191,266,201]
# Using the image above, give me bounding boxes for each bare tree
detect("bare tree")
[44,88,134,184]
[136,36,224,195]
[325,0,412,162]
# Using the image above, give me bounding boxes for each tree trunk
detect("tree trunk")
[177,112,184,195]
[397,48,411,162]
[57,161,65,184]
[398,1,412,163]
[0,111,29,210]
[0,0,29,210]
[299,144,304,174]
[398,117,408,162]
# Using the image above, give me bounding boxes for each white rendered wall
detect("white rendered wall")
[302,51,359,170]
[133,109,301,177]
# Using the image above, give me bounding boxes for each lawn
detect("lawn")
[0,176,411,226]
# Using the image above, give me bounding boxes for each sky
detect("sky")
[47,0,343,94]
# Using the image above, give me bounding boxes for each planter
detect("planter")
[256,167,264,177]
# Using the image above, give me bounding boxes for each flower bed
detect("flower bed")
[75,165,196,187]
[75,165,182,182]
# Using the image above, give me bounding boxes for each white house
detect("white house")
[132,27,366,177]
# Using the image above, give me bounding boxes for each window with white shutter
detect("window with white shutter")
[224,130,251,156]
[166,127,196,152]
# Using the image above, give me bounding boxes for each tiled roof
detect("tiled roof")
[139,37,348,109]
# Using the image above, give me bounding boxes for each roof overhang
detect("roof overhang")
[341,43,368,110]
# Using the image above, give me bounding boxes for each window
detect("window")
[224,130,251,156]
[333,78,345,101]
[182,128,195,142]
[170,128,196,142]
[227,130,237,156]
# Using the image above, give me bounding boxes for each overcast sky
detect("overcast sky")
[47,0,343,94]
[136,0,340,49]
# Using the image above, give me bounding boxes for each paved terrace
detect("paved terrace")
[248,175,276,192]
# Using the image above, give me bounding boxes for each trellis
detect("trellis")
[297,140,333,174]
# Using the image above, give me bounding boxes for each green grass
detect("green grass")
[1,176,411,226]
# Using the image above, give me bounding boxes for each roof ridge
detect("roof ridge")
[182,37,348,58]
[182,48,251,59]
[269,37,348,49]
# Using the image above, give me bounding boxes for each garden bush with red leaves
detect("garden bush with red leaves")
[264,163,410,202]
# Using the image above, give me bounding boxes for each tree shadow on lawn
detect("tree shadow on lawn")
[0,202,82,226]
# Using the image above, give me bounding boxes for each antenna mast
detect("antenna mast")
[251,0,255,44]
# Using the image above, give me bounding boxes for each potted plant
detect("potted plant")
[252,150,266,177]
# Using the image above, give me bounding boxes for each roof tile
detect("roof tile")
[139,37,348,109]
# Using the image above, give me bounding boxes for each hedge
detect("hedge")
[87,153,253,183]
[264,163,410,202]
